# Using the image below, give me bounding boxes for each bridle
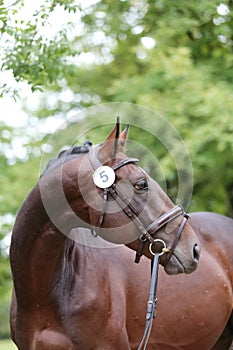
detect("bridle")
[88,144,190,349]
[89,145,189,265]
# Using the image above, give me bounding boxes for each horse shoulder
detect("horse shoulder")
[190,212,233,319]
[189,212,233,267]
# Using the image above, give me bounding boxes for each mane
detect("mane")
[40,140,92,178]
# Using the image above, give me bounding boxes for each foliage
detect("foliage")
[0,0,79,95]
[0,338,17,349]
[58,0,233,214]
[0,297,12,340]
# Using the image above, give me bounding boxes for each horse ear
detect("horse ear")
[98,117,121,163]
[119,123,130,150]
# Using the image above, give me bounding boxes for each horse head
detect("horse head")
[40,118,200,275]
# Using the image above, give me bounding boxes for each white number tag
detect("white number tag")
[93,166,115,188]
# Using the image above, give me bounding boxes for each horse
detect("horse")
[9,118,201,349]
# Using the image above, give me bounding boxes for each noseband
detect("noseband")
[89,145,189,265]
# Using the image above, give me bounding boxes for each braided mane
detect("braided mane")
[41,141,92,177]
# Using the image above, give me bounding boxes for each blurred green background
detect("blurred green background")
[0,0,232,346]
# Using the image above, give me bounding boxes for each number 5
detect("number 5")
[99,170,108,183]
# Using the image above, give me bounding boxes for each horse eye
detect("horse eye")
[134,180,148,191]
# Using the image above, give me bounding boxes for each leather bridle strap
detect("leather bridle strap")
[107,186,187,266]
[135,206,185,263]
[147,211,190,266]
[137,253,159,350]
[146,205,184,235]
[89,145,188,263]
[88,144,103,169]
[107,185,154,244]
[165,214,189,263]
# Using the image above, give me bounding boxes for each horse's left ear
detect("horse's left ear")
[98,117,129,163]
[119,123,130,150]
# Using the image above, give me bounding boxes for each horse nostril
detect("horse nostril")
[193,244,200,262]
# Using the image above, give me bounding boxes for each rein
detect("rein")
[137,254,159,350]
[88,145,189,349]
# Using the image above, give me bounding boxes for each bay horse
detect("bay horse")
[10,120,200,350]
[11,118,228,349]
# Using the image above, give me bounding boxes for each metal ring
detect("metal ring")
[149,239,167,256]
[139,234,147,242]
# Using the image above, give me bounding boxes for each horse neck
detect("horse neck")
[10,161,89,304]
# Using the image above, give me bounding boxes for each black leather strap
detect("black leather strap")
[137,253,159,350]
[89,145,102,170]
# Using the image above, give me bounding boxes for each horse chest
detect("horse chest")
[13,310,76,350]
[30,328,75,350]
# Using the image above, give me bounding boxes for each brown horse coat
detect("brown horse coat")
[11,121,231,350]
[10,212,233,349]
